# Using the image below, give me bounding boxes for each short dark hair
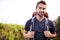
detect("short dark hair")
[36,1,47,8]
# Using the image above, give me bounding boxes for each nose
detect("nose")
[40,8,44,12]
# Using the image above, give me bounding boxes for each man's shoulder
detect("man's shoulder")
[26,17,36,23]
[25,18,32,24]
[27,18,32,22]
[48,19,52,22]
[48,19,53,23]
[48,19,54,26]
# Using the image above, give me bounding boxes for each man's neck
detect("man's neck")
[36,15,45,22]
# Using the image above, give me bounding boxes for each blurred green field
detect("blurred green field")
[0,23,26,40]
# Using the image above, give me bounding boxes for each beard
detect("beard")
[38,12,44,17]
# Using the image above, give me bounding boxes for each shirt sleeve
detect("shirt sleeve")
[48,20,56,34]
[25,18,35,31]
[25,19,32,31]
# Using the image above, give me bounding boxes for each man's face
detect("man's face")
[36,3,46,17]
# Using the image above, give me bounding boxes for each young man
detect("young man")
[23,1,57,40]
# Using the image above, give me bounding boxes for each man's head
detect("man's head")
[36,1,47,17]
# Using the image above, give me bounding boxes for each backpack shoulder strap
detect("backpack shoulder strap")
[29,16,35,32]
[45,17,49,31]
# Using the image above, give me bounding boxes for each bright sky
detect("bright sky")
[0,0,60,25]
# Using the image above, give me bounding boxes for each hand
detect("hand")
[27,31,34,38]
[44,31,51,37]
[23,31,34,38]
[22,30,28,38]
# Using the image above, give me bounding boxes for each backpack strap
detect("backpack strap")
[29,16,35,32]
[45,17,49,31]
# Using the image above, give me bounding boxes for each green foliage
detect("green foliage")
[54,16,60,40]
[0,23,25,40]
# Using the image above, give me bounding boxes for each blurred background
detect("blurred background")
[0,0,60,40]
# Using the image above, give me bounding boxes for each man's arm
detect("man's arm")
[44,31,57,38]
[23,19,35,38]
[44,20,57,38]
[50,32,57,38]
[50,21,57,38]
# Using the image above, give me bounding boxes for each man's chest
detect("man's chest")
[33,20,46,32]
